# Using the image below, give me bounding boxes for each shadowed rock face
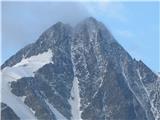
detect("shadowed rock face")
[1,103,20,120]
[1,17,159,120]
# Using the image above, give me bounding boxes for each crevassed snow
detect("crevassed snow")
[45,100,67,120]
[1,49,53,119]
[69,77,82,120]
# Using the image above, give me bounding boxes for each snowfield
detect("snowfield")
[1,49,53,119]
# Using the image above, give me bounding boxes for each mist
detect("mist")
[2,2,90,63]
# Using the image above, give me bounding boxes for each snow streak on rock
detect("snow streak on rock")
[122,67,145,109]
[137,69,160,120]
[45,100,67,120]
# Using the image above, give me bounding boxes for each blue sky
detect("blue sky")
[1,1,159,72]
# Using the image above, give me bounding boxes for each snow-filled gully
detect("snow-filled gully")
[69,77,82,120]
[69,40,82,120]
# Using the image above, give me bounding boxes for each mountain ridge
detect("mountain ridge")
[1,17,160,120]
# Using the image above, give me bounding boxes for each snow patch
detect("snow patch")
[20,96,26,102]
[14,49,53,68]
[29,108,36,115]
[2,49,53,80]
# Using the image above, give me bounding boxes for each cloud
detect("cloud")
[83,2,127,22]
[2,2,90,62]
[2,1,129,64]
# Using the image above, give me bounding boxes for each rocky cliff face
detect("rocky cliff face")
[1,103,20,120]
[1,17,160,120]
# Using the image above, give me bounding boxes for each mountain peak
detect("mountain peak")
[53,21,70,28]
[78,17,100,27]
[83,17,98,23]
[48,21,71,31]
[1,17,159,120]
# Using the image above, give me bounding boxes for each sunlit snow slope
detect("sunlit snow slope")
[1,49,53,119]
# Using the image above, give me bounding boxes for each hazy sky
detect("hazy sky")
[1,1,159,72]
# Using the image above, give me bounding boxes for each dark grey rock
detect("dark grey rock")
[1,103,20,120]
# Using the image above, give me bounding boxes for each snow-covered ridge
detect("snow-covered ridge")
[1,49,53,119]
